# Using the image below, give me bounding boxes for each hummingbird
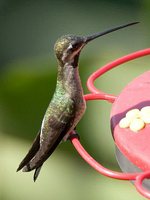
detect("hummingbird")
[17,22,139,181]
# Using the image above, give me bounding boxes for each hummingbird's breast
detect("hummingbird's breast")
[63,64,86,126]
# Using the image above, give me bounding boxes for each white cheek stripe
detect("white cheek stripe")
[68,43,73,49]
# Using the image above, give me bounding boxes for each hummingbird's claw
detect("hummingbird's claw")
[68,130,80,141]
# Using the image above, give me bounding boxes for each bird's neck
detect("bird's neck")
[56,63,83,96]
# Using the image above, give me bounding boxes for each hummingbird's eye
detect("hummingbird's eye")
[67,43,80,52]
[72,43,80,49]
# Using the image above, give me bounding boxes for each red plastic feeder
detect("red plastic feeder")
[70,48,150,199]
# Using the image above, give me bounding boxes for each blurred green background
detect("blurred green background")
[0,0,150,199]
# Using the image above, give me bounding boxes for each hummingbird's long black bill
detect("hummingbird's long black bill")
[84,22,139,43]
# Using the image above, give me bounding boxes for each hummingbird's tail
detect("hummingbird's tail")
[17,132,41,172]
[33,166,42,181]
[21,163,43,181]
[20,127,66,179]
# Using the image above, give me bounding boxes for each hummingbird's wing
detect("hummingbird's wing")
[17,131,41,172]
[18,95,76,180]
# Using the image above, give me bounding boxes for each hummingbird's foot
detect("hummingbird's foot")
[68,130,80,141]
[63,130,80,141]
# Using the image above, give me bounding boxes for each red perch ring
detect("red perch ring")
[69,48,150,199]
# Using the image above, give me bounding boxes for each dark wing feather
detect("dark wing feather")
[22,96,76,172]
[17,131,41,172]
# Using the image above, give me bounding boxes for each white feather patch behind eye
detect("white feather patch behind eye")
[68,43,73,50]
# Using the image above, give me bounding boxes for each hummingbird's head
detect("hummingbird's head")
[54,22,139,67]
[54,35,85,67]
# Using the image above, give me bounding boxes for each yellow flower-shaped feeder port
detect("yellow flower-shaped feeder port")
[119,107,150,132]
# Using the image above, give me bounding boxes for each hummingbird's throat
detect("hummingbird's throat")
[62,43,84,67]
